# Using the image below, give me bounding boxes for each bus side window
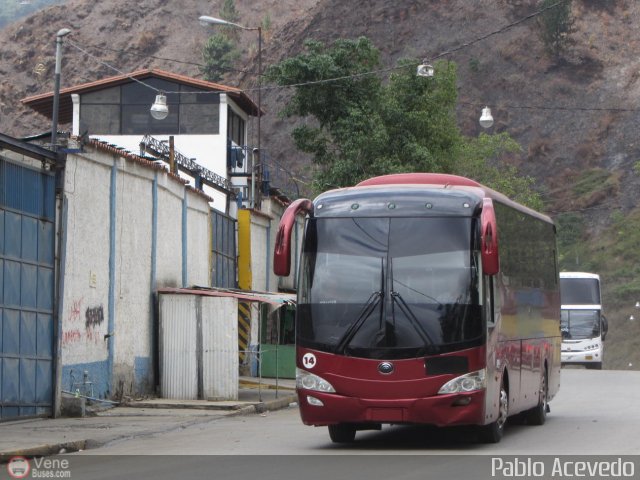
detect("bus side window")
[485,276,495,328]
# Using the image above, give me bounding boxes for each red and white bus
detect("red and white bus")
[274,173,561,443]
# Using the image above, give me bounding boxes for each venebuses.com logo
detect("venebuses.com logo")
[6,456,72,479]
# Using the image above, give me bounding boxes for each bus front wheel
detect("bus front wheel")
[328,423,356,443]
[479,384,508,443]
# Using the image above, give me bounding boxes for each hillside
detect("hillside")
[1,0,639,368]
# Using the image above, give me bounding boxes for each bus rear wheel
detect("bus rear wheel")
[328,423,356,443]
[526,368,548,425]
[479,384,508,443]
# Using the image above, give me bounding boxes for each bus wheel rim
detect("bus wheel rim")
[497,388,508,429]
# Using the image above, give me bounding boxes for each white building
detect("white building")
[22,68,261,214]
[3,70,304,417]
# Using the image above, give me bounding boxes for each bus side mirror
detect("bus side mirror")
[274,198,314,277]
[481,198,500,276]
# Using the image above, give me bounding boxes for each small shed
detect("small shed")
[157,287,295,401]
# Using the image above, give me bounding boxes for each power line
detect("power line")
[427,0,571,62]
[65,2,638,116]
[67,39,164,93]
[63,0,573,97]
[76,41,258,75]
[459,100,638,114]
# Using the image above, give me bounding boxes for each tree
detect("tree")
[267,37,542,208]
[200,0,241,82]
[201,34,239,83]
[219,0,241,41]
[537,0,574,58]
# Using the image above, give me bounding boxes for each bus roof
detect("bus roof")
[560,272,601,280]
[318,173,553,224]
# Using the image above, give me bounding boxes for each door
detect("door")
[0,158,55,418]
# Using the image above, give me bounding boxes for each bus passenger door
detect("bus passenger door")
[484,275,504,422]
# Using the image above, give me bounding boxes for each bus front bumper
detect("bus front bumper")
[297,389,485,427]
[561,350,601,364]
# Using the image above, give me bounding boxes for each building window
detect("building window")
[79,79,220,136]
[227,107,245,146]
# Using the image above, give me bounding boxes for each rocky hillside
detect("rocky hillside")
[1,0,639,368]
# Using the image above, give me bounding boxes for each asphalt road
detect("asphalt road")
[80,368,639,456]
[23,369,639,480]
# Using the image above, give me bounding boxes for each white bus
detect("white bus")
[559,272,607,370]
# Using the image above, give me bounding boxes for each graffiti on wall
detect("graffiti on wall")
[63,330,82,345]
[85,306,104,328]
[62,297,107,347]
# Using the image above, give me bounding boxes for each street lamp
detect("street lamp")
[479,106,494,129]
[51,28,71,150]
[199,15,262,209]
[416,63,434,77]
[150,93,169,120]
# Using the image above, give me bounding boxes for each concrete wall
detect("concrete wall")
[59,141,211,399]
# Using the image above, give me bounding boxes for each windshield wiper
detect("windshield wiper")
[390,291,434,345]
[389,257,434,345]
[335,291,383,354]
[335,258,385,354]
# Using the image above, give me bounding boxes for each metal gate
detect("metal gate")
[211,209,236,288]
[0,158,55,419]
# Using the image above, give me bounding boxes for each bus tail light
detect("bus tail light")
[296,368,336,393]
[437,369,486,394]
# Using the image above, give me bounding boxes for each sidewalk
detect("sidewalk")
[0,377,297,460]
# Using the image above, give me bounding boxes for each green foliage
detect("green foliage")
[267,37,542,209]
[571,207,640,307]
[201,34,239,82]
[536,0,574,58]
[456,133,543,210]
[262,12,272,32]
[554,212,585,268]
[219,0,240,41]
[572,168,610,196]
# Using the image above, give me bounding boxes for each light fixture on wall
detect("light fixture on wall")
[479,106,494,129]
[150,93,169,120]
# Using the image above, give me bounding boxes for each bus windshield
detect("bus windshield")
[560,278,600,305]
[561,309,600,339]
[297,216,483,359]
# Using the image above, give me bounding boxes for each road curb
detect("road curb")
[0,394,298,460]
[0,440,86,462]
[230,394,298,416]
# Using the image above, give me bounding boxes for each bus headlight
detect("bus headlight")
[437,369,486,394]
[296,368,336,393]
